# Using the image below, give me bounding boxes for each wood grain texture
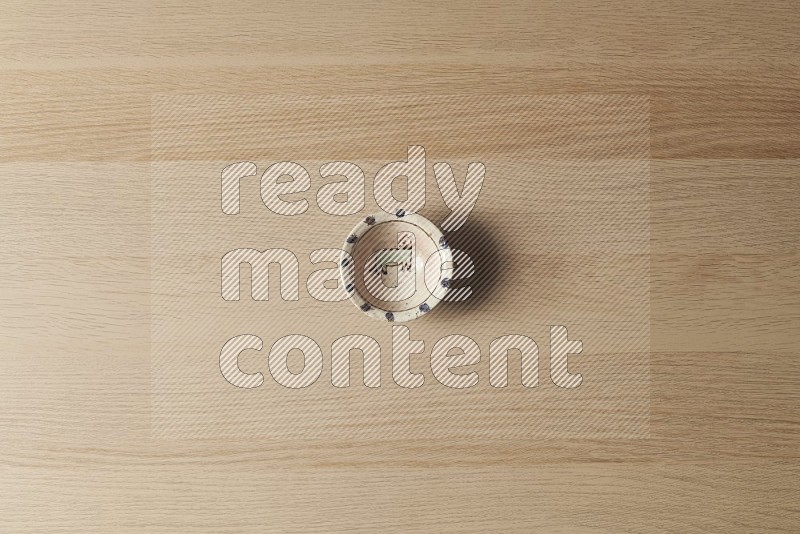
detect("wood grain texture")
[1,1,798,532]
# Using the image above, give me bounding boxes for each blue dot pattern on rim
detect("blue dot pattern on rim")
[365,215,375,225]
[385,312,394,321]
[441,278,450,288]
[346,283,355,293]
[396,209,405,217]
[341,258,350,267]
[419,303,430,313]
[439,236,449,249]
[346,234,358,244]
[360,303,371,312]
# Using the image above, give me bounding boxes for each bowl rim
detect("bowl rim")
[339,211,454,322]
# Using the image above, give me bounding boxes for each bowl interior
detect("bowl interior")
[351,219,447,313]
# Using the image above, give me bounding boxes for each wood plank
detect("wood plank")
[2,65,798,161]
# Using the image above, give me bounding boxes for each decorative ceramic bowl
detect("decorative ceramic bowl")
[340,211,453,322]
